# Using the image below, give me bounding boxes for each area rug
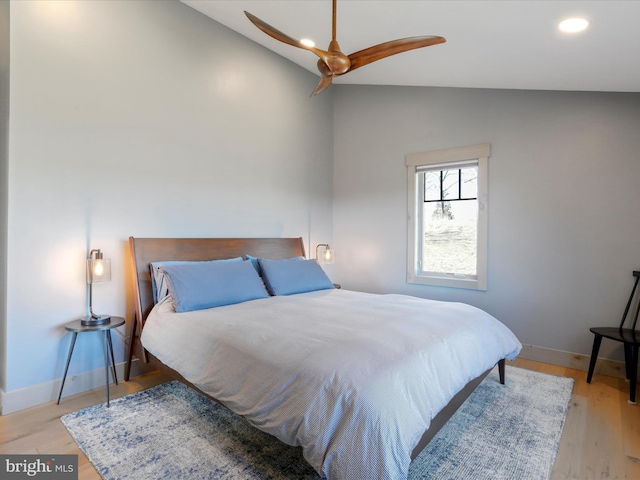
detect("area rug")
[61,366,573,480]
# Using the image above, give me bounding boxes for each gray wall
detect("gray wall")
[0,0,8,394]
[332,85,640,361]
[3,0,333,406]
[4,0,639,410]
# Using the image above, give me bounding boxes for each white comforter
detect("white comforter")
[141,289,521,480]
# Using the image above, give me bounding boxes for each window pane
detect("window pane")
[423,171,440,201]
[441,169,459,200]
[422,199,478,276]
[460,166,478,199]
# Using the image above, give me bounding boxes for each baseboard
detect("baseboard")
[518,344,635,380]
[0,358,155,415]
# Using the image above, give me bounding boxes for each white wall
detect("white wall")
[332,85,640,361]
[3,0,333,409]
[0,0,9,396]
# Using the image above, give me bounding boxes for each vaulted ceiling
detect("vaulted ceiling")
[181,1,640,93]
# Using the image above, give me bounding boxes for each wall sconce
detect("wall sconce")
[315,244,335,265]
[82,249,112,326]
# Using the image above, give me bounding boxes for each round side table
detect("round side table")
[57,316,125,408]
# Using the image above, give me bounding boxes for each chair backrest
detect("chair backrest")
[620,271,640,330]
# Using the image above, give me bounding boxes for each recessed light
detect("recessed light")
[300,39,315,48]
[558,18,589,33]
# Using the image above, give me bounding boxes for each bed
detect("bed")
[124,237,522,480]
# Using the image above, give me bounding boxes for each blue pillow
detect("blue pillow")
[246,254,304,275]
[258,258,334,296]
[150,257,242,303]
[159,260,268,312]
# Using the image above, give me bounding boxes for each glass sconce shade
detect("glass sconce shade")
[316,244,335,265]
[87,258,111,284]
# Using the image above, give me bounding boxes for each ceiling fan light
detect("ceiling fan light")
[558,18,589,33]
[300,38,315,48]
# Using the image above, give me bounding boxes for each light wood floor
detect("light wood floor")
[1,359,639,479]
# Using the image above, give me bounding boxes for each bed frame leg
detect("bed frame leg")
[498,358,506,384]
[124,314,137,381]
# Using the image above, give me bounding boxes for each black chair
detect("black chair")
[587,270,640,404]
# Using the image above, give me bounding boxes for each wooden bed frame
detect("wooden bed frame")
[124,236,505,463]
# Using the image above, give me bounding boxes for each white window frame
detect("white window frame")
[406,143,490,290]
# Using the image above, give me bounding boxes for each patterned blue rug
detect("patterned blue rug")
[61,366,573,480]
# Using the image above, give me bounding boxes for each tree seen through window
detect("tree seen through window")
[422,166,478,276]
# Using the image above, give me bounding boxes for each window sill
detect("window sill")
[407,273,486,291]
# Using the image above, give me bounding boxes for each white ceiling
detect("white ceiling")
[181,0,640,93]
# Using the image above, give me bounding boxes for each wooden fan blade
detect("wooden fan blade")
[347,36,446,72]
[316,58,333,78]
[244,11,304,49]
[244,11,335,65]
[311,76,333,97]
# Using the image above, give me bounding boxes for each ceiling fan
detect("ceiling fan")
[245,0,446,96]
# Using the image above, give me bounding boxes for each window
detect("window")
[406,144,489,290]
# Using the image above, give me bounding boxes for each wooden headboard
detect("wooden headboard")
[125,236,306,379]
